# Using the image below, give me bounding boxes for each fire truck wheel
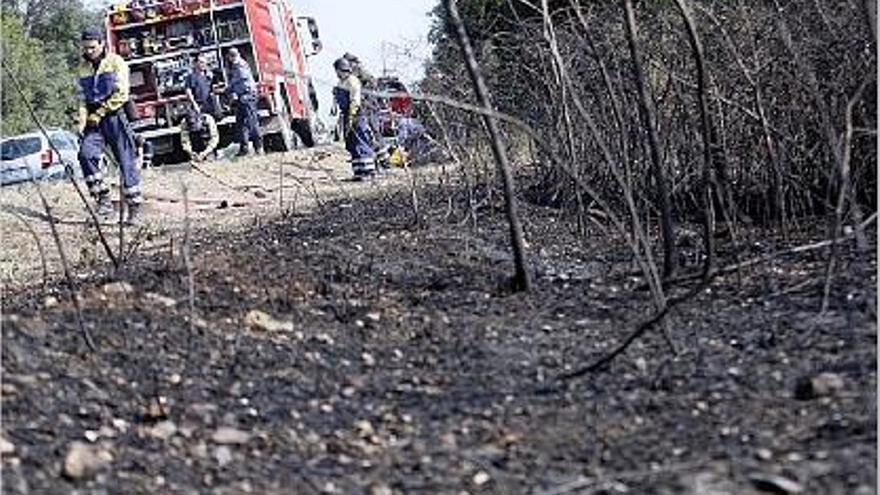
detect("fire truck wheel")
[265,115,296,152]
[292,119,315,148]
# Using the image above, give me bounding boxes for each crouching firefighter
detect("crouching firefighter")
[332,57,375,179]
[180,107,219,162]
[76,27,144,224]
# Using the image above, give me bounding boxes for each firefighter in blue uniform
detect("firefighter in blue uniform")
[186,54,220,119]
[223,48,263,156]
[333,57,376,179]
[343,52,390,168]
[76,27,143,224]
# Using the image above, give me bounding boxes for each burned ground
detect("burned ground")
[1,154,876,494]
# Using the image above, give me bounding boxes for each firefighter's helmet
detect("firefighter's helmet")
[343,52,360,65]
[333,57,352,74]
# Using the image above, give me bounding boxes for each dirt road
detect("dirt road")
[1,146,404,287]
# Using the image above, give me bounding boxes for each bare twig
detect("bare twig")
[820,77,872,312]
[33,180,97,352]
[672,0,716,280]
[622,0,677,279]
[445,0,531,292]
[181,181,196,337]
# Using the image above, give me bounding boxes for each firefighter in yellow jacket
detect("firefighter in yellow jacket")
[77,27,143,224]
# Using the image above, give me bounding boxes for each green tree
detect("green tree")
[1,2,96,136]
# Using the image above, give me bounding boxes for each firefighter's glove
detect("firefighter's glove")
[347,110,359,132]
[86,112,103,128]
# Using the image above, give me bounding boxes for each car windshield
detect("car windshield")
[1,137,41,161]
[49,132,76,151]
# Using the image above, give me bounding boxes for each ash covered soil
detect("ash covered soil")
[1,148,876,494]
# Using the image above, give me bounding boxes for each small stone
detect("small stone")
[0,435,15,455]
[143,292,176,308]
[855,485,875,495]
[354,420,374,438]
[43,296,59,309]
[370,483,392,495]
[473,470,491,486]
[98,426,116,439]
[213,445,233,467]
[144,397,168,421]
[84,430,100,443]
[189,441,208,458]
[102,281,134,296]
[362,353,376,367]
[315,333,334,345]
[244,310,294,332]
[366,312,381,322]
[149,421,178,441]
[756,448,773,461]
[168,373,182,385]
[749,473,804,494]
[794,372,844,400]
[111,418,129,433]
[62,441,112,480]
[211,427,251,445]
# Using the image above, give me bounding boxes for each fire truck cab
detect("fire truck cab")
[105,0,321,162]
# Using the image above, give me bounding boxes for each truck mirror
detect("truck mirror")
[307,18,320,40]
[298,16,322,56]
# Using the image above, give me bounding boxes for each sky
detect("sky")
[85,0,438,121]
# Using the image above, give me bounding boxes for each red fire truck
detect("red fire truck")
[104,0,322,162]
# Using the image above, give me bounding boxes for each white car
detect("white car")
[1,130,80,186]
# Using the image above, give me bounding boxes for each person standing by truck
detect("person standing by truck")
[185,54,220,120]
[223,48,263,156]
[332,57,375,179]
[76,27,144,224]
[342,52,389,169]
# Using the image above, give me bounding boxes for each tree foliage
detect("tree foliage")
[1,1,100,136]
